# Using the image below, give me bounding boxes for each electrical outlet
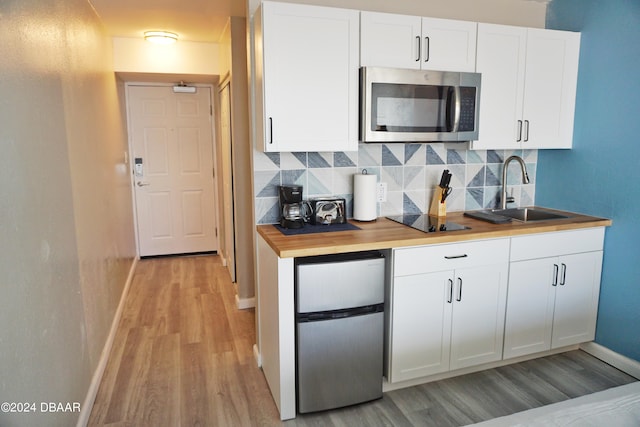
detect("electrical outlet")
[376,182,387,202]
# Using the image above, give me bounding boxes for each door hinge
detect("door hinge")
[215,227,218,237]
[210,105,213,116]
[212,167,215,178]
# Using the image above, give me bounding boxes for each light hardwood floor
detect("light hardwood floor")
[88,254,637,426]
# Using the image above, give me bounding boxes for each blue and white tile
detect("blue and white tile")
[467,164,485,187]
[333,167,358,195]
[486,150,504,164]
[403,191,425,214]
[381,166,404,191]
[465,187,484,210]
[358,143,381,168]
[334,151,357,168]
[281,152,307,169]
[448,164,466,190]
[521,184,535,206]
[485,164,501,186]
[484,186,501,209]
[382,144,404,166]
[467,149,486,164]
[281,169,306,188]
[381,191,403,216]
[404,144,425,166]
[253,150,281,171]
[403,166,425,191]
[522,150,538,163]
[426,144,446,165]
[308,152,332,168]
[307,168,333,196]
[446,188,465,213]
[255,197,280,224]
[446,147,466,165]
[254,171,280,197]
[425,165,448,189]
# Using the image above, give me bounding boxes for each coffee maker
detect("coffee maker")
[279,185,306,229]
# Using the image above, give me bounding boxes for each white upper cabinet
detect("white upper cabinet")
[360,11,477,72]
[255,2,359,152]
[472,23,580,150]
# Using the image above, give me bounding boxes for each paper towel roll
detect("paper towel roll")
[353,173,377,221]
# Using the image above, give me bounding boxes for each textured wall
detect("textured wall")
[0,0,135,425]
[540,0,640,362]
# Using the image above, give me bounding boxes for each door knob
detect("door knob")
[136,181,150,187]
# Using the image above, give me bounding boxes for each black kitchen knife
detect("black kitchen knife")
[439,169,449,188]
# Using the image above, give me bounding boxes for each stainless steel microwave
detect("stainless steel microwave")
[360,67,481,143]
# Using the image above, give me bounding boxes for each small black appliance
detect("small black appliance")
[279,185,307,229]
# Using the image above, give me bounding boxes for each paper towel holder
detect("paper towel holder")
[353,169,378,222]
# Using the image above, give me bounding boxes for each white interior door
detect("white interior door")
[128,85,217,257]
[219,83,236,281]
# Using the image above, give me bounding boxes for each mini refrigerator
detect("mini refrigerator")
[295,251,385,413]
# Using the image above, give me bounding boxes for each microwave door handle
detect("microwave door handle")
[450,86,461,132]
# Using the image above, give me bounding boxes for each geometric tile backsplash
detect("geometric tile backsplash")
[254,143,537,224]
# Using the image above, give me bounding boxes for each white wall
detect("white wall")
[113,37,221,75]
[0,0,136,425]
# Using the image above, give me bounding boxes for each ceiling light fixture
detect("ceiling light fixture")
[144,31,178,44]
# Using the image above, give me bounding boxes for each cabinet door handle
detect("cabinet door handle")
[517,120,523,142]
[552,264,559,286]
[524,120,530,142]
[415,36,421,62]
[456,277,463,302]
[268,117,273,144]
[447,278,453,303]
[560,263,567,286]
[424,36,430,62]
[444,254,468,259]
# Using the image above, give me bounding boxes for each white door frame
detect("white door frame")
[124,82,221,257]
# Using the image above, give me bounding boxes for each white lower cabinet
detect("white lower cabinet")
[503,228,604,359]
[388,239,509,383]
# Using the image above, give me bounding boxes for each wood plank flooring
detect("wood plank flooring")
[88,254,637,426]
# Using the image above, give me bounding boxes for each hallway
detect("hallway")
[88,255,280,425]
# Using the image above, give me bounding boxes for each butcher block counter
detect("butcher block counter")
[256,207,611,421]
[257,207,612,258]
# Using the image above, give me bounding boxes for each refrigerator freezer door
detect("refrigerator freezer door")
[296,311,384,413]
[296,254,385,313]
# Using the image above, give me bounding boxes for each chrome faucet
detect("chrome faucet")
[501,155,530,209]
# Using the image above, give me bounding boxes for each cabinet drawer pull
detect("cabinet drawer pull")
[560,263,567,286]
[444,254,468,259]
[424,36,430,62]
[456,277,463,302]
[524,120,530,142]
[447,278,453,303]
[415,36,421,61]
[552,263,559,286]
[517,120,523,142]
[268,117,273,144]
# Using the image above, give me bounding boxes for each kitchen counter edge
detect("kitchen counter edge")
[256,208,612,259]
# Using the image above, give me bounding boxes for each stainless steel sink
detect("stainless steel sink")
[491,207,569,222]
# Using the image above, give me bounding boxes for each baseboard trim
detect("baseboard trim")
[235,294,256,310]
[76,257,138,427]
[580,341,640,380]
[253,344,262,368]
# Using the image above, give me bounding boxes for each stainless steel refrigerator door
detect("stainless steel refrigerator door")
[297,311,384,413]
[296,256,385,313]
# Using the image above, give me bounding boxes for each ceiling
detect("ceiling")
[89,0,549,45]
[89,0,247,43]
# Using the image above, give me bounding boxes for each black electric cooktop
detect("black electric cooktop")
[386,214,470,233]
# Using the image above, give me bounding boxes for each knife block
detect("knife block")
[429,187,447,218]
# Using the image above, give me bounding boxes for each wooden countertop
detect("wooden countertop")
[257,207,612,258]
